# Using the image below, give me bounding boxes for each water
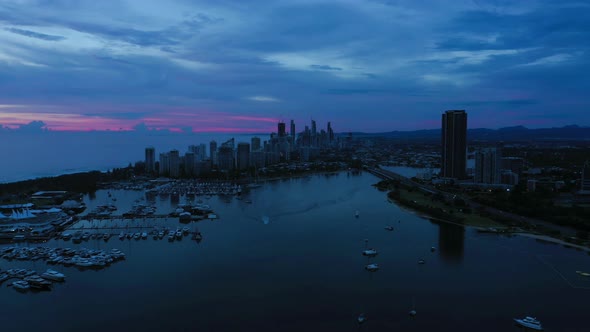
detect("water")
[0,131,261,183]
[1,172,590,331]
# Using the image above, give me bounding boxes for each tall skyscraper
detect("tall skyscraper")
[184,152,195,176]
[441,110,467,179]
[251,137,261,151]
[159,153,170,175]
[327,122,334,144]
[210,140,218,166]
[474,147,502,184]
[290,119,296,150]
[145,147,155,174]
[169,150,180,178]
[218,146,234,171]
[278,122,286,137]
[198,143,207,161]
[237,142,251,170]
[582,161,590,192]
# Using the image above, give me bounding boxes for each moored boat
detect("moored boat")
[41,269,66,282]
[362,249,378,257]
[514,316,543,330]
[365,263,379,272]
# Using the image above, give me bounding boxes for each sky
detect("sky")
[0,0,589,133]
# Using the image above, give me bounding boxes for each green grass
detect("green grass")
[396,188,505,228]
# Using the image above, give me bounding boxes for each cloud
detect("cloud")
[0,0,587,131]
[310,64,342,71]
[17,120,47,132]
[5,27,65,41]
[248,96,280,102]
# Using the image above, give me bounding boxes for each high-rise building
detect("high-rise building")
[218,146,234,171]
[159,153,169,175]
[441,110,467,179]
[189,144,207,161]
[474,147,502,184]
[184,152,195,176]
[290,119,296,151]
[327,122,334,144]
[251,137,261,151]
[311,120,317,147]
[222,138,235,149]
[210,141,218,166]
[278,122,286,137]
[145,147,155,174]
[582,161,590,192]
[237,142,251,170]
[169,150,180,178]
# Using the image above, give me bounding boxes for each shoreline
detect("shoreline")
[385,195,590,253]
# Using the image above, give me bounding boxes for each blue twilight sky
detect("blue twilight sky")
[0,0,589,133]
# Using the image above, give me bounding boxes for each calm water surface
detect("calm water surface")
[1,172,589,331]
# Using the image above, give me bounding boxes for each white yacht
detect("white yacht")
[41,269,66,282]
[12,280,30,291]
[175,229,183,239]
[514,316,543,330]
[365,263,379,272]
[141,232,148,239]
[362,249,378,257]
[384,226,394,231]
[182,227,190,234]
[133,233,141,240]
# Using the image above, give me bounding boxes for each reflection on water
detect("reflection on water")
[431,219,465,264]
[1,172,590,332]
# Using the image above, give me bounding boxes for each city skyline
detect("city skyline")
[1,1,589,132]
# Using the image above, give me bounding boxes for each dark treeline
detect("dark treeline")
[0,165,139,199]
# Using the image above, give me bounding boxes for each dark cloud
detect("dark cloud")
[5,27,65,41]
[18,121,47,132]
[310,64,342,71]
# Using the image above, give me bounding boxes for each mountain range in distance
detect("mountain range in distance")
[344,125,590,142]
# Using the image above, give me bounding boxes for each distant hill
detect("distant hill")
[344,125,590,141]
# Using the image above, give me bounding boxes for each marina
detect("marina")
[1,172,590,331]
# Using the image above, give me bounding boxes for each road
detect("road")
[366,167,577,237]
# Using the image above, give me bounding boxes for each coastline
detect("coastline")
[384,191,590,253]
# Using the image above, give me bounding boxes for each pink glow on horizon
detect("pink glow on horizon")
[0,106,280,133]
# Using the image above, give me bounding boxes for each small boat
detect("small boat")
[133,233,141,240]
[175,230,183,239]
[365,263,379,272]
[12,280,30,291]
[384,226,394,231]
[81,232,90,241]
[357,313,367,324]
[62,233,73,240]
[576,271,590,277]
[168,234,175,242]
[41,269,66,282]
[141,232,148,239]
[362,249,378,257]
[418,259,425,265]
[193,232,203,241]
[355,210,359,218]
[409,310,417,317]
[430,247,436,252]
[514,316,543,330]
[126,233,133,239]
[119,232,125,240]
[103,234,110,241]
[182,227,190,234]
[158,231,165,239]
